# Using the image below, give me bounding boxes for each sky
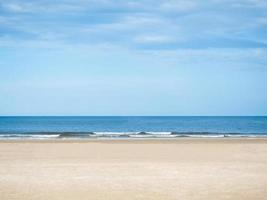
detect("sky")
[0,0,267,116]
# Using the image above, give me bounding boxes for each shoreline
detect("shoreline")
[1,132,267,141]
[1,137,267,143]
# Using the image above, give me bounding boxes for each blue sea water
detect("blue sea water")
[0,116,267,139]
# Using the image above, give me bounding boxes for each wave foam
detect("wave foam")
[0,131,266,140]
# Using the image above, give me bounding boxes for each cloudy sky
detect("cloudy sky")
[0,0,267,115]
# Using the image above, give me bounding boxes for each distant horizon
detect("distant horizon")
[1,115,267,117]
[1,115,267,135]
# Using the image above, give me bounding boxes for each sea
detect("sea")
[0,116,267,139]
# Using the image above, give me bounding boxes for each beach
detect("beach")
[0,138,267,200]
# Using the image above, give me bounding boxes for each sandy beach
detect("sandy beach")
[0,138,267,200]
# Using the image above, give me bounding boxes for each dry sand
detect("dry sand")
[0,138,267,200]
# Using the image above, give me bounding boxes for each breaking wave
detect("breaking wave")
[0,131,266,140]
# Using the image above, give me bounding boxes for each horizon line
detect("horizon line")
[0,115,266,117]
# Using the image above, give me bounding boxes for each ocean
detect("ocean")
[0,116,267,139]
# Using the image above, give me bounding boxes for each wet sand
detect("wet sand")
[0,138,267,200]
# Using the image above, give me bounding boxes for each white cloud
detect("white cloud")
[136,48,267,71]
[134,34,176,43]
[2,3,26,12]
[1,1,86,13]
[82,15,158,32]
[234,0,267,8]
[0,0,266,53]
[160,0,197,12]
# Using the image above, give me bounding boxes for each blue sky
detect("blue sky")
[0,0,267,116]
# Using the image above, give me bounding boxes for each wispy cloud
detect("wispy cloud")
[0,0,266,55]
[134,35,177,44]
[160,0,197,12]
[0,1,266,116]
[2,3,26,12]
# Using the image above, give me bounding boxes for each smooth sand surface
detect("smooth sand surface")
[0,138,267,200]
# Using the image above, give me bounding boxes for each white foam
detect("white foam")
[0,134,60,139]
